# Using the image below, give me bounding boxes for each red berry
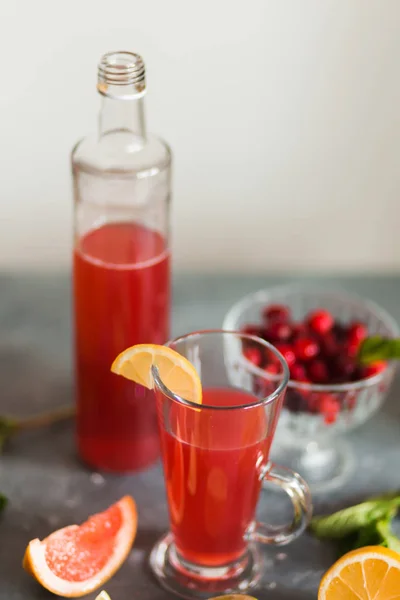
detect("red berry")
[318,393,340,424]
[361,361,387,378]
[291,322,308,338]
[324,412,338,425]
[333,323,347,342]
[332,355,356,382]
[294,337,319,361]
[241,310,370,387]
[275,343,296,367]
[305,392,320,413]
[263,304,290,323]
[307,309,334,335]
[320,333,339,359]
[264,362,279,375]
[347,321,368,344]
[346,392,357,410]
[266,322,291,341]
[289,363,307,382]
[243,347,262,366]
[308,359,329,383]
[242,324,262,337]
[284,390,307,413]
[343,341,360,358]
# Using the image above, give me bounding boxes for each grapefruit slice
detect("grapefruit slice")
[24,496,137,597]
[111,343,202,404]
[319,545,400,600]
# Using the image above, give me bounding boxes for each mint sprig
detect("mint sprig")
[310,492,400,556]
[358,336,400,365]
[0,494,7,513]
[0,417,17,452]
[0,405,75,452]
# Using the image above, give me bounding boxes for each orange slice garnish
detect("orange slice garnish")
[111,344,202,404]
[319,545,400,600]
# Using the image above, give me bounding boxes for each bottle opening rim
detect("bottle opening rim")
[98,51,146,91]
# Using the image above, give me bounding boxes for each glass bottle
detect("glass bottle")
[71,51,172,472]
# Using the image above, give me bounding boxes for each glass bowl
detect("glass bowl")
[223,284,399,492]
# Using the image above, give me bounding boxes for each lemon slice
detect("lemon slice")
[111,344,202,404]
[318,545,400,600]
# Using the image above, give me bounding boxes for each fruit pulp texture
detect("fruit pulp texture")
[45,503,123,582]
[74,222,170,472]
[158,387,272,567]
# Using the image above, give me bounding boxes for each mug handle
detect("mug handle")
[246,462,313,545]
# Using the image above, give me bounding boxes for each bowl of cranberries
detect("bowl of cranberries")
[223,285,398,490]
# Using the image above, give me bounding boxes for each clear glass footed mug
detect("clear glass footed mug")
[149,330,313,599]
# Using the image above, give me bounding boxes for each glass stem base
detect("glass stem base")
[271,436,355,494]
[149,532,264,599]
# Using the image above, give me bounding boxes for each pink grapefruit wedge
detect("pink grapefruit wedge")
[23,496,137,597]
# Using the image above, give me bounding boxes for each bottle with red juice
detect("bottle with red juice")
[71,51,172,472]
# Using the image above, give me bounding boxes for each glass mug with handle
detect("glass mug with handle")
[149,330,312,599]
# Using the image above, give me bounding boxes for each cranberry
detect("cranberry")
[318,393,340,424]
[289,363,308,382]
[305,392,321,413]
[307,309,334,335]
[266,321,291,341]
[263,304,290,323]
[264,362,280,375]
[332,323,347,342]
[243,303,371,389]
[308,359,329,383]
[332,355,356,381]
[242,324,262,337]
[361,361,387,378]
[343,341,360,358]
[324,412,338,425]
[294,337,319,361]
[291,322,308,338]
[284,390,307,413]
[243,347,262,366]
[275,343,296,367]
[351,366,364,382]
[320,333,339,359]
[346,392,357,411]
[347,321,368,344]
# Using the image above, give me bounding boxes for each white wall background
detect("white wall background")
[1,0,400,272]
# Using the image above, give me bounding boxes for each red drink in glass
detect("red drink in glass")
[74,221,170,472]
[158,387,272,567]
[150,330,311,598]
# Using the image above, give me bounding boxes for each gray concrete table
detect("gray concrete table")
[0,273,399,600]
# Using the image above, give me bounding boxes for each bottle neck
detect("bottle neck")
[98,95,146,140]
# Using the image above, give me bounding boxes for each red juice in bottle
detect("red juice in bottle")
[157,387,272,567]
[72,51,172,472]
[74,222,170,471]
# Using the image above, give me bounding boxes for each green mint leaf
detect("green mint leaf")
[336,533,360,557]
[358,336,400,365]
[354,521,384,548]
[335,515,398,557]
[0,417,17,452]
[376,519,400,553]
[310,500,398,540]
[369,490,400,502]
[0,494,7,512]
